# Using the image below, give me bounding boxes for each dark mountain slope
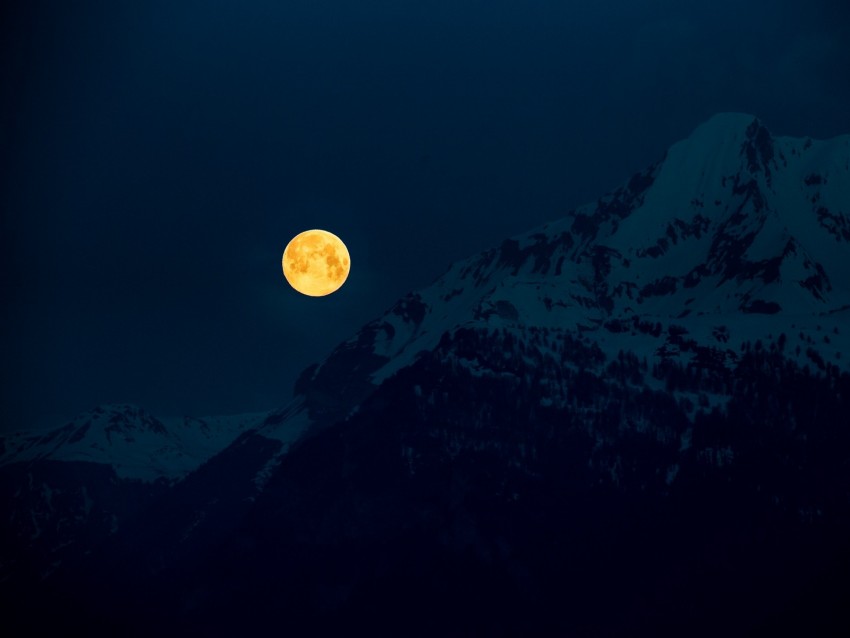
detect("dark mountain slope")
[105,329,850,636]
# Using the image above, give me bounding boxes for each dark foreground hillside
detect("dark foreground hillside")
[6,329,847,637]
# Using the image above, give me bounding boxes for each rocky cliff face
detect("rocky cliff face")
[3,113,849,636]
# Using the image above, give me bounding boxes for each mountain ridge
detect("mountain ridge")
[4,112,847,474]
[3,112,850,635]
[293,112,849,431]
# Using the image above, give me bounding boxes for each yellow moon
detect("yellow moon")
[282,229,351,297]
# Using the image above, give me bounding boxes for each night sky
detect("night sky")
[2,0,849,432]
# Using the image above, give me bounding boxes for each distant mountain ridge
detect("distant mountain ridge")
[3,113,849,635]
[0,404,284,481]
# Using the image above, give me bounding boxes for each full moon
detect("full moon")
[282,229,351,297]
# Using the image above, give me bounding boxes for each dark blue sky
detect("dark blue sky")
[2,0,849,430]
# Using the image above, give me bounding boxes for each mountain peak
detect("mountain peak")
[291,113,850,426]
[696,111,764,134]
[673,112,770,165]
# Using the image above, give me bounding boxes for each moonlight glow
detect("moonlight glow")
[282,229,351,297]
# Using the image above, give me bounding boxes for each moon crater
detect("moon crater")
[282,229,351,297]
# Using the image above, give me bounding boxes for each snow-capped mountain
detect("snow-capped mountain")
[0,404,266,481]
[5,113,845,485]
[294,112,849,429]
[0,403,309,586]
[4,113,849,635]
[0,402,311,482]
